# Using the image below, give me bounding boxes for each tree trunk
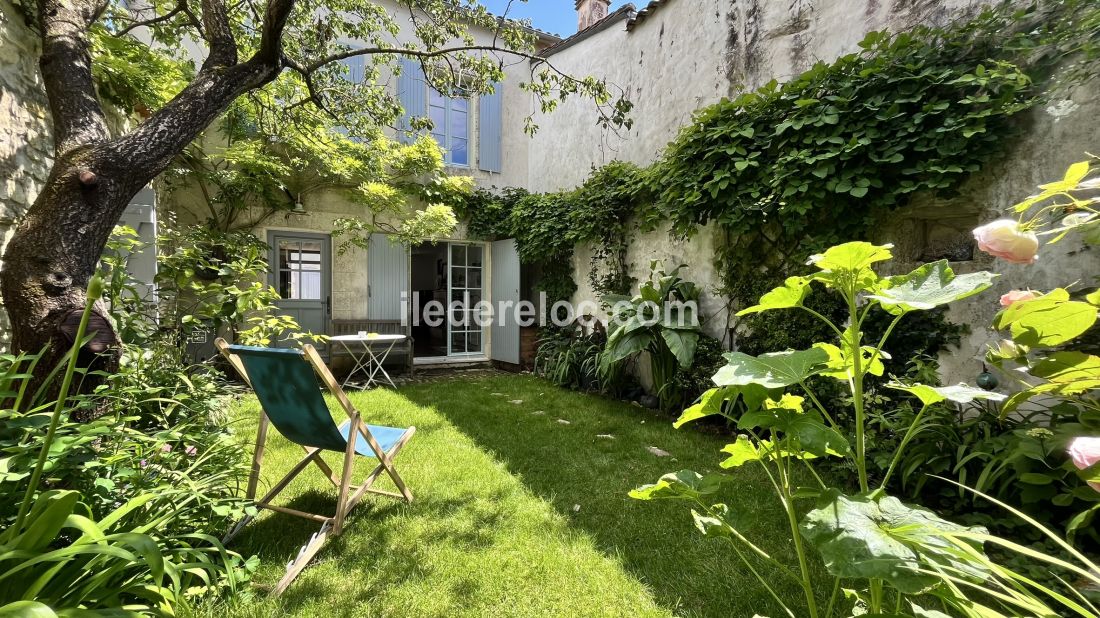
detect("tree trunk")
[1,0,293,393]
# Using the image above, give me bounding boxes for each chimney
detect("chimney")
[576,0,611,31]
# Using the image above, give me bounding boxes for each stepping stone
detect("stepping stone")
[646,446,671,457]
[531,410,546,416]
[509,400,523,404]
[596,434,615,440]
[572,504,581,513]
[490,392,506,396]
[556,419,571,425]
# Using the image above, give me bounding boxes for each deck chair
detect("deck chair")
[214,338,416,595]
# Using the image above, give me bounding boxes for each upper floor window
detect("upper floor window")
[428,87,469,167]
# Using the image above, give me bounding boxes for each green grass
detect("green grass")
[196,374,822,617]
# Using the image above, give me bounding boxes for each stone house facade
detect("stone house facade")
[1,0,1097,380]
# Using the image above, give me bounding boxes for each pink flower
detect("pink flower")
[1068,437,1100,491]
[999,290,1038,307]
[160,444,173,454]
[185,445,198,457]
[973,219,1039,264]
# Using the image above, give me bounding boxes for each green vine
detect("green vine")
[456,161,644,306]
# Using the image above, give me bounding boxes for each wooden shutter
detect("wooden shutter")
[478,82,503,173]
[367,234,409,321]
[397,58,426,144]
[490,239,520,364]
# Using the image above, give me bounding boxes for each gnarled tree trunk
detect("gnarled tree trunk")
[0,0,294,391]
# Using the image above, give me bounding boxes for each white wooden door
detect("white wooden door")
[490,239,520,364]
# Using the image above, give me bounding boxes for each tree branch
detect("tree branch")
[199,0,237,68]
[113,1,184,37]
[37,0,110,155]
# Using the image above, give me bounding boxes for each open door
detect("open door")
[490,239,520,365]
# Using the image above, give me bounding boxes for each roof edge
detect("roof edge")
[538,3,637,58]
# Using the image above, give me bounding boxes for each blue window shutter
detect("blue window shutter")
[340,55,365,83]
[478,82,502,173]
[397,58,425,144]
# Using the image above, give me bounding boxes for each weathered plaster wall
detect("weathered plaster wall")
[528,0,1099,386]
[0,0,52,352]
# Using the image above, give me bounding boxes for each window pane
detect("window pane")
[451,267,467,288]
[431,133,445,150]
[452,97,468,113]
[467,246,483,268]
[278,240,299,271]
[429,88,444,107]
[451,332,466,353]
[452,245,467,267]
[452,110,468,139]
[299,241,322,271]
[468,269,482,289]
[278,270,292,298]
[429,105,446,132]
[450,138,468,166]
[466,331,482,353]
[299,271,322,300]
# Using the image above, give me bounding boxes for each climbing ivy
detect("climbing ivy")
[456,160,644,305]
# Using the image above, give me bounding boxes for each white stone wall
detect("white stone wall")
[527,0,1099,385]
[0,0,53,351]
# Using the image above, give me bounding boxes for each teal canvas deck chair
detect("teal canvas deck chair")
[215,338,415,594]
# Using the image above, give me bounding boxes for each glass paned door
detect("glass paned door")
[269,232,330,349]
[448,243,484,355]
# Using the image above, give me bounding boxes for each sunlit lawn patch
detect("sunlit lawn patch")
[190,374,818,617]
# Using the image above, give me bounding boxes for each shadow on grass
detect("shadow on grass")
[236,485,514,615]
[399,375,808,618]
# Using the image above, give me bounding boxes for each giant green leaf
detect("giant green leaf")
[660,328,699,368]
[808,242,894,272]
[604,329,653,364]
[675,384,769,428]
[712,348,829,389]
[815,342,886,380]
[1029,351,1100,383]
[868,260,996,314]
[737,276,812,316]
[807,242,893,292]
[800,491,988,594]
[1005,299,1097,347]
[738,400,850,457]
[719,435,765,468]
[0,602,58,617]
[885,382,1005,407]
[629,470,727,501]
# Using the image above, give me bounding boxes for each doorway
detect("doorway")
[410,241,485,360]
[269,231,330,346]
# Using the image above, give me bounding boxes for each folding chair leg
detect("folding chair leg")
[273,521,331,596]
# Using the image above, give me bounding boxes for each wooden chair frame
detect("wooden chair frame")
[215,338,415,594]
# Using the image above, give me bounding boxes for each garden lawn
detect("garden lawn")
[195,374,821,617]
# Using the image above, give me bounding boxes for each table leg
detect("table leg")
[365,340,399,389]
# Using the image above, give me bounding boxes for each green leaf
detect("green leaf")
[808,242,893,273]
[1019,472,1054,485]
[692,505,736,538]
[719,435,764,468]
[713,348,829,389]
[814,341,886,380]
[0,602,58,617]
[737,276,812,316]
[738,398,850,457]
[604,330,654,365]
[885,382,1005,407]
[1029,351,1100,383]
[800,491,988,594]
[868,260,996,314]
[675,385,769,429]
[660,329,699,369]
[629,470,727,501]
[1007,300,1097,347]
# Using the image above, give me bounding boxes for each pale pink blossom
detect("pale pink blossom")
[185,445,198,457]
[999,290,1038,307]
[160,444,173,454]
[973,219,1039,264]
[1068,437,1100,492]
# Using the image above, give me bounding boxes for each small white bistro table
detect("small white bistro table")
[330,333,406,390]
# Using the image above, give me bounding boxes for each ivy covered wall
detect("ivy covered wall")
[523,0,1100,384]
